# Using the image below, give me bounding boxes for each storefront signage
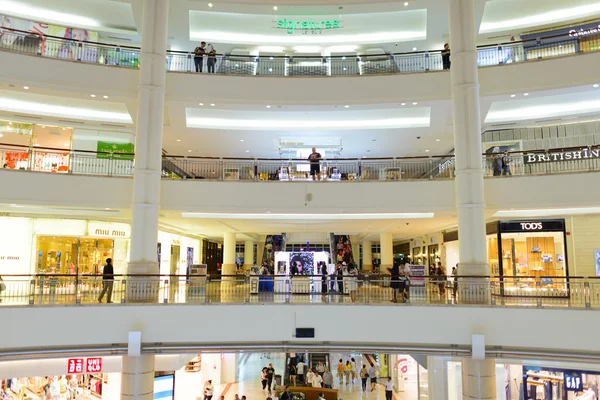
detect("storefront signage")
[97,141,134,161]
[87,222,131,239]
[67,358,103,373]
[409,265,425,286]
[564,372,583,391]
[500,220,565,233]
[569,24,600,38]
[276,18,340,35]
[524,148,600,164]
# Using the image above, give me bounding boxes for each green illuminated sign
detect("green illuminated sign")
[97,141,134,161]
[277,18,340,35]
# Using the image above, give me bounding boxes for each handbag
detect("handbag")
[542,254,552,263]
[532,246,541,253]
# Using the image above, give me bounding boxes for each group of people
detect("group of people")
[319,262,359,301]
[193,41,218,73]
[335,236,354,265]
[388,262,411,303]
[260,363,277,394]
[203,381,247,400]
[490,147,513,176]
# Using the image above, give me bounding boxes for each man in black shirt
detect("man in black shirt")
[98,258,114,303]
[308,147,322,181]
[266,363,275,391]
[194,42,206,72]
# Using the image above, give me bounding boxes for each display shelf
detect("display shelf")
[184,355,201,372]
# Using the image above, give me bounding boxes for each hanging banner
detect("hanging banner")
[96,141,134,160]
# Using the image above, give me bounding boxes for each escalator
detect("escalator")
[261,234,286,270]
[282,352,330,386]
[330,234,355,265]
[161,157,194,179]
[309,352,330,372]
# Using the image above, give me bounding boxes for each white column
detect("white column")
[362,241,373,271]
[243,240,255,271]
[449,0,490,301]
[380,233,393,271]
[222,233,237,276]
[121,355,155,400]
[461,359,496,400]
[128,0,169,276]
[427,356,449,400]
[350,235,360,265]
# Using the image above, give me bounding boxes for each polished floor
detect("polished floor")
[208,353,417,400]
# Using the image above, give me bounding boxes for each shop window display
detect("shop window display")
[0,373,106,400]
[36,237,114,275]
[488,220,568,297]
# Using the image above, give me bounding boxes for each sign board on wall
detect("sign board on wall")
[87,221,131,239]
[97,141,134,161]
[499,220,565,232]
[67,358,102,373]
[523,148,600,164]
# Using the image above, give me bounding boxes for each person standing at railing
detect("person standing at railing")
[308,147,322,181]
[442,43,451,70]
[97,258,114,303]
[194,42,206,73]
[502,151,513,176]
[207,43,217,73]
[388,263,401,303]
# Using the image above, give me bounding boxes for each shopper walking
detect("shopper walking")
[322,367,333,389]
[388,263,401,303]
[288,362,297,386]
[360,365,369,391]
[311,370,323,388]
[336,359,344,385]
[336,264,344,294]
[442,43,451,70]
[385,377,394,400]
[344,361,352,385]
[350,358,358,382]
[368,363,377,391]
[261,367,269,390]
[194,42,206,72]
[97,258,114,303]
[308,147,322,181]
[266,363,275,391]
[306,368,315,388]
[321,263,328,295]
[452,264,459,298]
[203,380,214,400]
[316,361,325,376]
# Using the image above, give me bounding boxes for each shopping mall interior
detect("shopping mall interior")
[1,0,600,399]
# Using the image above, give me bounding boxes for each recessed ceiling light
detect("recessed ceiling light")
[23,86,30,90]
[266,105,271,108]
[199,103,204,106]
[412,47,417,51]
[90,94,96,98]
[240,139,244,142]
[41,125,45,128]
[62,128,66,131]
[273,6,278,10]
[523,93,529,96]
[436,139,440,142]
[425,149,430,152]
[33,143,39,147]
[177,139,181,142]
[401,103,406,106]
[412,102,418,105]
[64,143,70,146]
[188,150,192,152]
[344,105,350,108]
[208,3,213,7]
[404,1,409,5]
[105,208,111,211]
[246,150,250,152]
[8,121,12,125]
[594,84,599,88]
[510,94,516,98]
[103,95,108,99]
[210,103,215,106]
[0,134,3,138]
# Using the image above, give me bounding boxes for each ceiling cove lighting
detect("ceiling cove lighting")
[186,116,430,130]
[0,97,133,124]
[494,207,600,218]
[181,212,435,220]
[0,0,101,28]
[190,30,426,45]
[485,100,600,123]
[480,3,600,33]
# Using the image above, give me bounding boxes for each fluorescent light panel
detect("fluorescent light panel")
[182,212,434,220]
[494,207,600,217]
[0,97,132,124]
[485,99,600,123]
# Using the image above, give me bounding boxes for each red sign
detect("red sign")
[67,358,84,374]
[86,358,103,373]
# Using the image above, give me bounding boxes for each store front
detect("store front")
[521,21,600,60]
[523,365,600,400]
[488,220,568,297]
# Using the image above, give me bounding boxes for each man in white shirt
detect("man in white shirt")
[311,372,323,388]
[306,368,316,387]
[297,360,305,384]
[384,377,393,400]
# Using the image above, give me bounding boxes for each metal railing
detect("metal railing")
[0,274,598,308]
[4,143,600,181]
[1,28,599,76]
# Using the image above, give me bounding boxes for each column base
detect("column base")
[461,358,496,400]
[457,263,490,304]
[121,355,155,400]
[126,261,160,303]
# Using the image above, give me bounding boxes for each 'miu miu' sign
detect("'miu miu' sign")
[524,148,600,164]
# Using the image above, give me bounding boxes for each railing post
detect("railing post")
[29,279,35,305]
[219,158,223,181]
[77,42,83,62]
[75,276,81,304]
[186,53,192,72]
[424,52,429,71]
[109,154,114,176]
[536,281,542,307]
[164,279,169,303]
[497,46,503,64]
[68,149,74,174]
[122,279,127,303]
[115,47,121,66]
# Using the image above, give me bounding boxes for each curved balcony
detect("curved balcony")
[0,28,597,78]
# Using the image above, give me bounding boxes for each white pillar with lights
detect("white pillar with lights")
[448,0,490,301]
[243,240,255,271]
[127,0,169,283]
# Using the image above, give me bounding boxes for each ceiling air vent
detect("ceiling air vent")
[101,123,127,128]
[490,122,517,127]
[58,119,84,124]
[534,118,562,124]
[14,114,41,120]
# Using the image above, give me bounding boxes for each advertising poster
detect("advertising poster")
[187,247,194,269]
[289,252,314,275]
[97,141,135,160]
[409,265,425,286]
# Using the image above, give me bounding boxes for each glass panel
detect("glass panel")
[35,236,78,274]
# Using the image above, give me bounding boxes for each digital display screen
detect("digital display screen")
[153,374,174,400]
